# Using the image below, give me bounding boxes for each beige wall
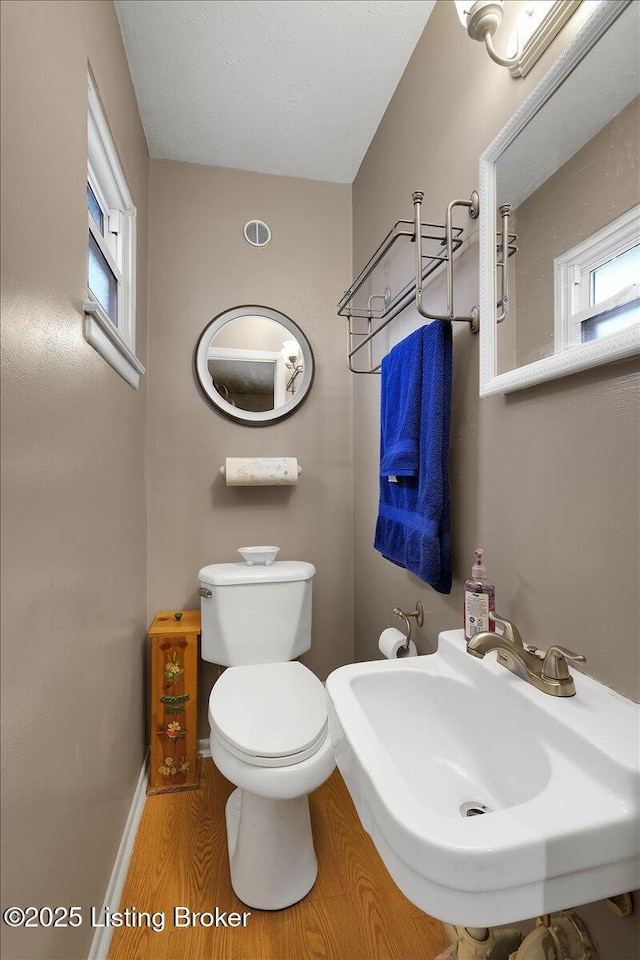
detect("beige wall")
[352,1,639,954]
[0,2,149,958]
[147,161,353,731]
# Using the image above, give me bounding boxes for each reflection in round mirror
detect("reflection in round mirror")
[195,306,314,425]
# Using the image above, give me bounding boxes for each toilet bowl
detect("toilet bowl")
[199,555,335,909]
[208,660,335,909]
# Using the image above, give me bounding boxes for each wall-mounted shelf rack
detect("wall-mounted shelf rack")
[338,190,480,374]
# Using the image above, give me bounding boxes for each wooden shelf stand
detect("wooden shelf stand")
[148,609,200,795]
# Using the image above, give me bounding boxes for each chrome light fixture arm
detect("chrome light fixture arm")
[456,1,584,78]
[456,1,526,70]
[483,27,522,69]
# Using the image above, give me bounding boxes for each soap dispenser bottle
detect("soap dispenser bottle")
[464,549,495,640]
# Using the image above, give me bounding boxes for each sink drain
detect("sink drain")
[460,801,491,817]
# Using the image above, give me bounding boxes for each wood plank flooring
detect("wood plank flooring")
[109,759,449,960]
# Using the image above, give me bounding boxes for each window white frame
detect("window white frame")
[84,75,144,388]
[554,206,640,351]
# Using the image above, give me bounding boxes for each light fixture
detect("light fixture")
[454,1,522,67]
[454,1,582,78]
[281,339,303,391]
[281,339,299,364]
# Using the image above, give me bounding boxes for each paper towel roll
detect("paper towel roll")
[222,457,300,486]
[379,627,418,659]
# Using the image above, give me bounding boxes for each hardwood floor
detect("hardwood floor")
[109,759,449,960]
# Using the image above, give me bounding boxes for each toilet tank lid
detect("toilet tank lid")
[198,560,315,586]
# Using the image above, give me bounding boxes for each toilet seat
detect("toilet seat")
[209,661,328,768]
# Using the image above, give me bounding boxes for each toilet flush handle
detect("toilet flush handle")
[199,587,212,599]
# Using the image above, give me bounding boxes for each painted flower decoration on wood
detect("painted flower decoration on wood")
[166,721,187,742]
[159,757,177,779]
[164,653,183,684]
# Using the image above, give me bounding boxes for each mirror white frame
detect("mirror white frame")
[479,0,640,397]
[195,305,314,425]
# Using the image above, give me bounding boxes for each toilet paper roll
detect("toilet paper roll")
[223,457,300,486]
[379,627,418,659]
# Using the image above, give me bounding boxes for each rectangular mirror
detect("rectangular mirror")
[479,0,640,396]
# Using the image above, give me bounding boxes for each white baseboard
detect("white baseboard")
[88,752,149,960]
[199,737,211,758]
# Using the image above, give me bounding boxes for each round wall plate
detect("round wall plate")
[243,219,271,247]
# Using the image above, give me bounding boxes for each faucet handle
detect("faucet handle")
[492,614,524,647]
[542,645,586,682]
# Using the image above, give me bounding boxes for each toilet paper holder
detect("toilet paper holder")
[392,601,424,649]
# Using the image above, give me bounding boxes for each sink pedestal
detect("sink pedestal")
[438,912,595,960]
[437,925,523,959]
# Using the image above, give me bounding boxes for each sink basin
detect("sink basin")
[325,630,640,927]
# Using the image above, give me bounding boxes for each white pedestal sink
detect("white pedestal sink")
[325,630,640,927]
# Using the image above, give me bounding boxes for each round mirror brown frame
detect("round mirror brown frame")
[194,305,315,425]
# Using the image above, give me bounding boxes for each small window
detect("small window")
[554,207,640,351]
[87,183,104,233]
[88,231,118,321]
[84,75,144,388]
[590,244,639,306]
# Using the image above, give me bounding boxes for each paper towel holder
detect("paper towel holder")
[392,601,424,648]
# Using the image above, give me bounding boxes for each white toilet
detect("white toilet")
[198,554,335,910]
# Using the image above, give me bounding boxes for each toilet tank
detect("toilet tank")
[198,560,315,666]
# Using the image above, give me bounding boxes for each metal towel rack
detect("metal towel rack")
[338,190,480,374]
[496,203,518,325]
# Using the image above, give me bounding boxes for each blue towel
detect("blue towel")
[379,327,424,477]
[374,323,452,594]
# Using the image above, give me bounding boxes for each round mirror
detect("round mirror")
[195,305,314,425]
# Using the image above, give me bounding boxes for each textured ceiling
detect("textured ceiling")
[114,0,435,183]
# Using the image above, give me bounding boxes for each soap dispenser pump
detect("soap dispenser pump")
[464,548,496,640]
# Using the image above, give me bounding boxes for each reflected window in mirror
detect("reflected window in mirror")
[496,96,639,373]
[195,306,314,425]
[555,207,639,350]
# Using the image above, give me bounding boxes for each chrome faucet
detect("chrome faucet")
[466,615,586,697]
